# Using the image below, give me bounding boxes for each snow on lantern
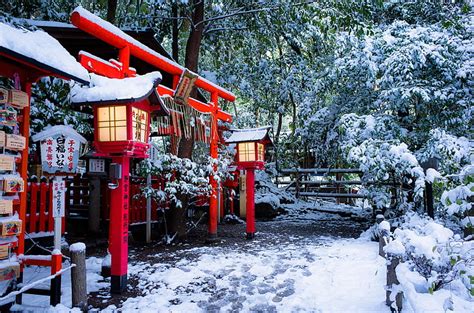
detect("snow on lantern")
[226,126,272,239]
[70,72,168,158]
[70,72,169,293]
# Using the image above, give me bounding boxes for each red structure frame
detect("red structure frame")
[0,46,88,305]
[69,7,235,243]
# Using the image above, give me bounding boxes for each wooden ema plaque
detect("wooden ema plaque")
[0,88,8,105]
[0,243,8,260]
[0,219,21,236]
[5,134,26,151]
[3,177,24,193]
[8,90,29,108]
[0,131,5,148]
[0,199,13,215]
[0,155,15,171]
[0,263,19,281]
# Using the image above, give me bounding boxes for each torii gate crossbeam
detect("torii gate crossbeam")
[70,7,234,241]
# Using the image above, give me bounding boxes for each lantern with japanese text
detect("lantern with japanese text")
[226,127,273,240]
[70,72,169,293]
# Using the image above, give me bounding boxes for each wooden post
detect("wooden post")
[386,255,403,311]
[295,170,300,199]
[70,242,87,311]
[88,176,101,233]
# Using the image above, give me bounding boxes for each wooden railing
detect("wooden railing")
[26,182,66,235]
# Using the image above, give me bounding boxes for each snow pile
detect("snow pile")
[69,242,86,253]
[70,72,162,103]
[0,22,89,82]
[385,213,474,312]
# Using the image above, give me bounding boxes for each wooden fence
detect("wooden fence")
[278,168,401,204]
[26,182,66,235]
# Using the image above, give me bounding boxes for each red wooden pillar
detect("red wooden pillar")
[208,93,219,240]
[245,168,256,239]
[109,156,130,293]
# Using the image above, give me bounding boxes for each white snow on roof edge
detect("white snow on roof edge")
[70,71,162,103]
[32,125,88,143]
[0,22,90,82]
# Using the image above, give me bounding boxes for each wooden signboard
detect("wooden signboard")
[0,199,13,215]
[8,90,29,108]
[0,263,20,281]
[0,244,8,260]
[0,155,15,171]
[0,88,8,104]
[5,134,26,151]
[3,177,24,193]
[0,219,21,236]
[0,131,5,148]
[0,108,17,127]
[174,69,198,105]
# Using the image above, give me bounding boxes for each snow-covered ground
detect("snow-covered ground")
[106,235,388,312]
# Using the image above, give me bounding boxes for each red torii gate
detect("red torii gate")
[70,7,235,241]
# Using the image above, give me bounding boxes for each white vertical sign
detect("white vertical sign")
[52,179,66,218]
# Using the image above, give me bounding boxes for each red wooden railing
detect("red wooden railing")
[26,182,66,235]
[26,176,167,235]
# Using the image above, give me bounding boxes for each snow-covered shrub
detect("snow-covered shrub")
[139,154,211,208]
[385,213,474,311]
[418,129,472,175]
[346,139,425,212]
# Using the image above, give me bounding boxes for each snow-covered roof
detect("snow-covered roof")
[32,125,87,143]
[70,72,162,103]
[72,6,235,100]
[0,22,90,83]
[226,126,272,144]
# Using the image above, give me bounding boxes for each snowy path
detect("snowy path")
[100,220,389,312]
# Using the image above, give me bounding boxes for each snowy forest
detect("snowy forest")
[0,0,472,312]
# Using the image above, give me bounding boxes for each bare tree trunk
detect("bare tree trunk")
[169,0,205,241]
[172,2,179,63]
[178,0,205,160]
[107,0,118,23]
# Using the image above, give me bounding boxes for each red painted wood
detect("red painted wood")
[246,169,256,236]
[48,183,54,232]
[29,183,39,233]
[39,182,48,232]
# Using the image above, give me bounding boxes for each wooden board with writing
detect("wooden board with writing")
[3,177,24,193]
[5,134,26,151]
[0,199,13,215]
[0,155,15,171]
[8,90,29,108]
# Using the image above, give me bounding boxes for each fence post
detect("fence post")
[70,242,87,311]
[295,170,300,199]
[386,255,403,312]
[378,218,403,312]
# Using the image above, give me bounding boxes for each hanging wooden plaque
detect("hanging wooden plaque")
[0,243,9,260]
[0,155,14,171]
[0,88,8,104]
[0,219,22,236]
[8,90,29,108]
[0,108,17,127]
[0,131,5,148]
[0,263,20,281]
[5,134,26,151]
[3,177,24,193]
[0,199,13,215]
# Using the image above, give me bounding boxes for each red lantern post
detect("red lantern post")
[225,127,273,239]
[71,75,168,293]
